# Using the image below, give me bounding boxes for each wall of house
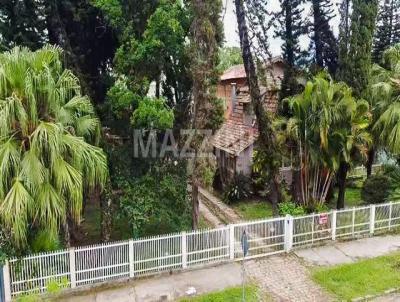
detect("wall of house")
[215,148,237,184]
[235,145,254,177]
[216,78,247,119]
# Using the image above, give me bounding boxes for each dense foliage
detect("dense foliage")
[119,161,190,237]
[0,46,108,248]
[2,0,400,257]
[361,174,391,204]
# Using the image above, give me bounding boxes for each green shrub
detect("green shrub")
[361,175,391,204]
[46,277,69,294]
[224,174,253,204]
[16,293,41,302]
[30,230,62,253]
[0,227,15,264]
[383,164,400,202]
[278,201,306,216]
[314,203,330,213]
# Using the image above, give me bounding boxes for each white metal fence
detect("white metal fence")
[3,201,400,300]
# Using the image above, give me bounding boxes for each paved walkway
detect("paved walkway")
[58,264,242,302]
[58,235,400,302]
[294,234,400,266]
[247,255,331,302]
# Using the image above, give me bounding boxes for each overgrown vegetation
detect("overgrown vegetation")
[1,0,400,260]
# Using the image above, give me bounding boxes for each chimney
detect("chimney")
[230,83,237,114]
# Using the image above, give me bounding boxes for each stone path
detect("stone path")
[198,187,241,223]
[246,255,331,302]
[199,199,224,227]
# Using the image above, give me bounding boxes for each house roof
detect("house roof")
[220,64,246,81]
[211,119,258,156]
[220,56,284,82]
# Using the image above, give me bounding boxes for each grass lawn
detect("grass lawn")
[232,198,273,220]
[179,285,262,302]
[330,186,363,208]
[313,252,400,301]
[343,187,363,207]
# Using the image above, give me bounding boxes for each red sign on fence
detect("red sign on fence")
[319,214,328,225]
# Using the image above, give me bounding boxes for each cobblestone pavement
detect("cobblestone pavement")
[246,254,332,302]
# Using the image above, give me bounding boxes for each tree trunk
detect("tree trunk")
[63,219,71,248]
[191,181,199,229]
[235,0,281,209]
[291,168,302,204]
[366,147,375,178]
[336,161,349,209]
[100,184,113,243]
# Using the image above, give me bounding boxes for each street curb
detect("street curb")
[351,287,400,301]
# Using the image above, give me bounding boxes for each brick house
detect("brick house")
[212,57,285,185]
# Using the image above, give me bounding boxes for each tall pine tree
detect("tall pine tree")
[336,0,378,209]
[45,0,117,104]
[309,0,338,74]
[0,0,47,50]
[274,0,306,101]
[338,0,378,97]
[390,3,400,44]
[189,0,223,228]
[372,0,398,63]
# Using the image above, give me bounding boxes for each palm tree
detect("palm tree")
[285,73,370,208]
[0,46,108,248]
[370,44,400,158]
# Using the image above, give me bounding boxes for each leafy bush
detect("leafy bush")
[0,227,15,264]
[119,160,191,237]
[30,230,62,253]
[224,174,253,204]
[278,202,306,216]
[131,97,174,130]
[16,293,41,302]
[314,203,330,214]
[46,277,69,294]
[361,175,391,204]
[383,164,400,202]
[106,80,139,118]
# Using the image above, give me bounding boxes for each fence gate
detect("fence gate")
[0,265,4,302]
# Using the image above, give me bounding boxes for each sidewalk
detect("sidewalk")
[294,234,400,265]
[58,234,400,302]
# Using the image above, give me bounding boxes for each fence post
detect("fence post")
[229,224,235,260]
[3,261,11,302]
[370,204,376,235]
[331,210,337,241]
[389,202,393,230]
[285,215,294,252]
[182,232,187,269]
[129,239,134,278]
[69,248,76,288]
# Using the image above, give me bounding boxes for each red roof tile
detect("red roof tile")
[211,119,258,155]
